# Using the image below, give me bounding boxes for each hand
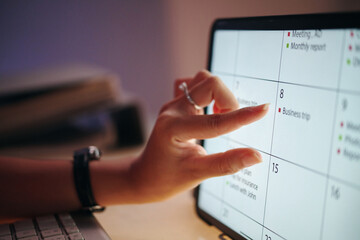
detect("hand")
[128,70,269,202]
[0,70,269,220]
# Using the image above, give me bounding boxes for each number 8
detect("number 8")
[280,89,284,98]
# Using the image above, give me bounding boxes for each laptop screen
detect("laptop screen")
[196,13,360,240]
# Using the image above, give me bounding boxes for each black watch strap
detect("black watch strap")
[73,146,105,212]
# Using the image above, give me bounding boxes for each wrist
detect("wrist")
[90,157,138,205]
[126,154,168,203]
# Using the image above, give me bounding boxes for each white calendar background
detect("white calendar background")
[198,29,360,240]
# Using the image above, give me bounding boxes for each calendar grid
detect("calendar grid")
[200,28,360,240]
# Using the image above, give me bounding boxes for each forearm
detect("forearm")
[0,156,136,222]
[0,156,80,221]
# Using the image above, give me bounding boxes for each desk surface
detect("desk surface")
[94,191,222,240]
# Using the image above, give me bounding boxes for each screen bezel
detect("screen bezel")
[195,11,360,240]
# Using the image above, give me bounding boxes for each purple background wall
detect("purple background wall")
[0,0,171,118]
[1,0,359,120]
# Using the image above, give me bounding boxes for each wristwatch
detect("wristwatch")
[73,146,105,212]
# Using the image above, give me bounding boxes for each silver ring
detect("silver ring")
[179,82,202,110]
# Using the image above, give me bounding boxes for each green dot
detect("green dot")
[226,181,229,185]
[347,59,351,65]
[286,43,289,48]
[339,135,343,141]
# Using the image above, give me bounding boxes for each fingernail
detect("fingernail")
[242,152,262,168]
[261,103,270,111]
[254,150,262,159]
[247,103,269,112]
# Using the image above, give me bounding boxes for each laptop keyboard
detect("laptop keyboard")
[0,214,84,240]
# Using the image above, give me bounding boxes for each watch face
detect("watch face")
[88,146,101,160]
[74,146,101,160]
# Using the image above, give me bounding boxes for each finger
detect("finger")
[174,70,211,98]
[187,148,262,179]
[174,104,269,141]
[181,75,239,112]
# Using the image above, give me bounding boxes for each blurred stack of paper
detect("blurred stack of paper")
[0,64,122,143]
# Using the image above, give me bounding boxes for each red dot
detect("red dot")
[288,32,290,37]
[337,149,341,154]
[349,45,352,51]
[341,122,344,127]
[350,31,354,37]
[278,108,281,113]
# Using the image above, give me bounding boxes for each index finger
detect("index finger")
[173,104,269,141]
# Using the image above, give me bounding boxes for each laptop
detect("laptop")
[0,211,111,240]
[196,12,360,240]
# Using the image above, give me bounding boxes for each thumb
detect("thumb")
[189,148,262,180]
